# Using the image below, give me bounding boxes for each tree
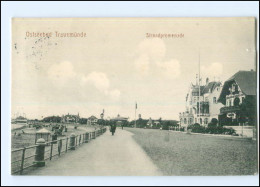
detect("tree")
[208,118,218,127]
[240,96,257,126]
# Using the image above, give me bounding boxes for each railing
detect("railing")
[179,113,194,118]
[196,113,210,117]
[11,127,107,175]
[220,106,240,113]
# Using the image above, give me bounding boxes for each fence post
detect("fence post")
[58,139,62,156]
[50,143,53,160]
[69,133,76,150]
[34,138,46,167]
[65,137,68,152]
[20,148,26,175]
[52,134,57,144]
[85,132,89,143]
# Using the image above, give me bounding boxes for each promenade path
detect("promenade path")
[30,128,162,176]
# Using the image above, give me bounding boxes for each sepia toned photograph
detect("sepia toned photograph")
[10,17,258,177]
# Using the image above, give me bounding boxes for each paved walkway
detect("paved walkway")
[30,128,162,176]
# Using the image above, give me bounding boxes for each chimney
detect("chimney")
[206,77,209,84]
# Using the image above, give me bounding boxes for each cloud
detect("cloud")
[81,71,120,99]
[47,62,120,99]
[82,71,110,91]
[201,63,223,78]
[106,89,121,98]
[47,61,76,83]
[134,54,150,75]
[137,38,166,60]
[135,39,181,79]
[157,59,181,79]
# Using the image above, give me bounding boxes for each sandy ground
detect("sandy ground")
[28,128,162,176]
[11,123,27,130]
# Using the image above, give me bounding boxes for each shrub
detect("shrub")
[222,127,236,135]
[188,123,205,133]
[205,126,236,135]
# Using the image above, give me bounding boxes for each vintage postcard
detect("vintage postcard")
[11,18,258,176]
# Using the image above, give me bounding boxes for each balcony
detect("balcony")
[179,112,194,118]
[220,106,240,114]
[196,113,210,117]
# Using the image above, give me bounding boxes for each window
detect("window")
[234,97,240,106]
[213,97,217,104]
[204,118,208,124]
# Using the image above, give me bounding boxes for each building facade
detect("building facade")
[218,71,256,127]
[179,77,223,129]
[61,113,80,123]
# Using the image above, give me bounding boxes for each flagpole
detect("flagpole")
[198,49,201,124]
[135,102,137,128]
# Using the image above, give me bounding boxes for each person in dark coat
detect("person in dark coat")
[110,124,117,136]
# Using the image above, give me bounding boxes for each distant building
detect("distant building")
[110,114,128,127]
[179,77,223,129]
[147,117,153,127]
[12,116,28,124]
[62,113,80,123]
[153,121,160,126]
[87,115,98,125]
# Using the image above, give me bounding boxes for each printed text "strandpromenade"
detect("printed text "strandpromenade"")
[146,33,184,38]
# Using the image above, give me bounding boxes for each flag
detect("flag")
[135,102,137,109]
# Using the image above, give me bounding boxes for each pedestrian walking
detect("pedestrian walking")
[110,124,117,136]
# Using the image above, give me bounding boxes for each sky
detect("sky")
[11,18,256,120]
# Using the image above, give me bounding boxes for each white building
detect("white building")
[179,77,223,129]
[87,115,98,125]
